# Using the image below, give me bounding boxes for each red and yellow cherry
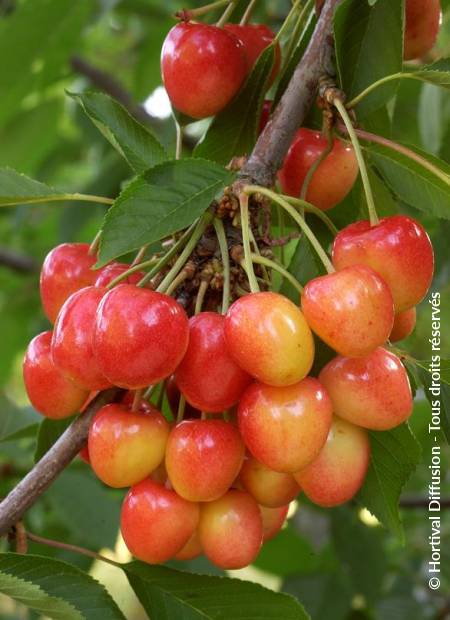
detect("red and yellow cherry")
[224,24,281,85]
[93,284,189,389]
[161,22,247,119]
[301,265,394,358]
[238,377,333,473]
[239,455,300,508]
[319,347,412,431]
[404,0,441,60]
[198,490,263,569]
[121,479,199,564]
[294,417,370,507]
[260,504,289,541]
[51,286,111,391]
[390,307,417,342]
[23,331,89,419]
[88,403,170,488]
[175,312,251,413]
[166,375,201,419]
[174,530,202,561]
[40,243,97,323]
[332,216,434,312]
[224,292,314,386]
[165,419,245,502]
[94,262,145,288]
[278,128,359,210]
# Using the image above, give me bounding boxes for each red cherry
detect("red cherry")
[40,243,96,323]
[224,24,281,85]
[260,504,289,541]
[294,417,370,507]
[52,286,111,391]
[319,348,413,431]
[23,331,89,419]
[166,375,201,419]
[165,419,245,502]
[121,479,199,564]
[175,312,251,413]
[79,444,90,464]
[224,292,314,387]
[259,99,272,133]
[94,262,145,288]
[390,307,417,342]
[332,215,434,313]
[239,455,300,508]
[88,403,170,488]
[278,128,359,210]
[301,265,394,358]
[404,0,441,60]
[198,490,263,569]
[93,284,189,389]
[238,377,333,473]
[161,22,247,119]
[174,531,202,561]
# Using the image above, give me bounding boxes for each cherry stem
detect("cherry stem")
[195,279,209,315]
[240,0,257,25]
[337,121,450,188]
[300,126,333,200]
[179,0,232,19]
[216,0,238,27]
[156,379,167,411]
[276,204,286,266]
[175,122,183,160]
[165,269,191,296]
[281,0,314,69]
[250,253,304,293]
[156,211,213,294]
[243,185,335,273]
[284,195,339,235]
[248,227,270,282]
[131,245,148,266]
[26,531,122,568]
[239,194,260,293]
[275,0,303,44]
[346,72,415,109]
[143,384,156,400]
[131,389,143,412]
[177,395,186,423]
[333,97,379,226]
[88,230,102,256]
[213,218,231,313]
[106,257,159,289]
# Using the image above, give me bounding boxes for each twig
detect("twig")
[0,248,37,273]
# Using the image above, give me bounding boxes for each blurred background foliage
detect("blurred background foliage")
[0,0,449,618]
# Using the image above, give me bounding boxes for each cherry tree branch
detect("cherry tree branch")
[0,247,37,273]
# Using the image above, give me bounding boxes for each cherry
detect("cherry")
[93,284,189,389]
[239,455,300,508]
[23,331,89,419]
[165,419,245,502]
[319,347,412,431]
[301,265,394,358]
[332,215,434,313]
[88,403,170,488]
[94,262,145,288]
[161,22,247,119]
[40,243,97,323]
[198,490,263,569]
[121,479,199,564]
[175,312,251,413]
[238,377,332,473]
[224,292,314,387]
[224,24,281,85]
[294,417,370,507]
[278,128,359,210]
[52,286,111,391]
[79,444,91,464]
[174,531,202,561]
[390,307,417,342]
[404,0,441,60]
[166,375,201,419]
[260,504,289,542]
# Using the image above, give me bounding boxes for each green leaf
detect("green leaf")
[0,395,37,442]
[124,562,309,620]
[71,92,167,174]
[0,423,39,444]
[98,159,235,265]
[357,423,422,540]
[366,143,450,219]
[253,526,320,577]
[0,167,70,206]
[282,235,324,303]
[283,572,352,620]
[334,0,403,117]
[0,553,125,620]
[0,0,92,129]
[194,44,276,164]
[34,417,74,463]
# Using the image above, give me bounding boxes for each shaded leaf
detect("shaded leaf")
[34,417,74,463]
[253,526,320,577]
[0,395,37,442]
[0,168,70,206]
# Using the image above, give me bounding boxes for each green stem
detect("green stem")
[275,0,303,44]
[165,270,190,296]
[177,395,186,423]
[213,218,231,314]
[175,122,183,160]
[1,193,114,207]
[156,212,213,294]
[333,98,379,226]
[195,279,209,314]
[143,384,156,400]
[277,204,286,266]
[250,253,303,293]
[131,389,143,412]
[26,532,121,568]
[88,230,102,256]
[281,0,313,69]
[240,0,257,24]
[346,73,413,109]
[181,0,232,18]
[243,186,335,273]
[131,245,148,266]
[284,196,339,235]
[248,227,270,283]
[106,258,159,289]
[216,0,238,27]
[239,194,260,293]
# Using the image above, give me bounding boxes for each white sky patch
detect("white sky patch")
[143,86,172,119]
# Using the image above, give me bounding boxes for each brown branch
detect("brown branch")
[238,0,341,187]
[0,388,122,536]
[400,497,450,509]
[0,247,37,273]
